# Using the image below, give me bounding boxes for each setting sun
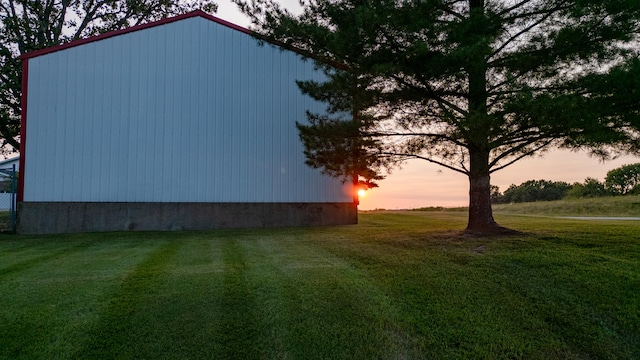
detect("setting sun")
[357,189,366,197]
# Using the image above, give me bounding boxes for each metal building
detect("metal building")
[18,11,356,234]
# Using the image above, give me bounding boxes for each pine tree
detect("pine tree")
[236,0,640,234]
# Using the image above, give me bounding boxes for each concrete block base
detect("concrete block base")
[17,202,358,234]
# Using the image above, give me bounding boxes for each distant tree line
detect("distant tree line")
[492,163,640,204]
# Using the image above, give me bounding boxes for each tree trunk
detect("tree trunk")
[463,0,512,236]
[467,174,499,233]
[466,149,502,234]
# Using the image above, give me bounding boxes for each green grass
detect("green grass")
[493,194,640,217]
[1,212,639,359]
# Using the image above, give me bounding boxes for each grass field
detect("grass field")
[1,211,639,359]
[493,194,640,217]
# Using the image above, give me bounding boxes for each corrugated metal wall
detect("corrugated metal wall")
[24,17,352,203]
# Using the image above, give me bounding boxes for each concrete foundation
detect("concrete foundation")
[17,202,358,234]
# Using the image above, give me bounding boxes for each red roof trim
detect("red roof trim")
[20,10,253,60]
[19,9,348,70]
[17,59,28,203]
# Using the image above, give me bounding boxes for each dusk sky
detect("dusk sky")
[215,1,640,210]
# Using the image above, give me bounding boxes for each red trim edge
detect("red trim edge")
[20,10,252,60]
[17,10,254,203]
[17,9,349,204]
[18,59,27,203]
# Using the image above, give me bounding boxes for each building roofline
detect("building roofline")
[17,10,347,203]
[20,10,252,60]
[0,156,19,167]
[19,9,347,70]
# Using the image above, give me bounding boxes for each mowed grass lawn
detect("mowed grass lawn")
[1,212,639,359]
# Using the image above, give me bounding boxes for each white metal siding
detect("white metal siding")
[24,17,352,203]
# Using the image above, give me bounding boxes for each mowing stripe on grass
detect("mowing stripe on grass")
[1,212,638,359]
[75,239,181,358]
[211,238,268,359]
[244,234,422,359]
[0,241,94,278]
[0,237,181,359]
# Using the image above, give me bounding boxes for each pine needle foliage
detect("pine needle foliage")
[235,0,640,233]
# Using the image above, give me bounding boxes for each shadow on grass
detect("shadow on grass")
[75,240,181,358]
[214,238,268,359]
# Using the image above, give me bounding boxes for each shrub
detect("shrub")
[605,163,640,195]
[490,185,502,204]
[500,180,571,203]
[567,178,613,198]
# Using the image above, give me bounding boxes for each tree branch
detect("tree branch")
[489,139,555,172]
[379,151,469,176]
